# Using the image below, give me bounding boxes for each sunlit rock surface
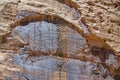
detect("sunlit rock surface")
[0,0,120,80]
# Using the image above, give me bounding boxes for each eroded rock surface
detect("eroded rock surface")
[0,0,120,80]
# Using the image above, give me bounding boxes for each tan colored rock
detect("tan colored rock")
[0,0,120,79]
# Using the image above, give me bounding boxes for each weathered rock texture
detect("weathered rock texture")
[0,0,120,80]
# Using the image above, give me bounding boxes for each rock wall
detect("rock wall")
[0,0,120,80]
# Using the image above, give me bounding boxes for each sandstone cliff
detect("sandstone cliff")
[0,0,120,80]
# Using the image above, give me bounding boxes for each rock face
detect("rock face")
[0,0,120,80]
